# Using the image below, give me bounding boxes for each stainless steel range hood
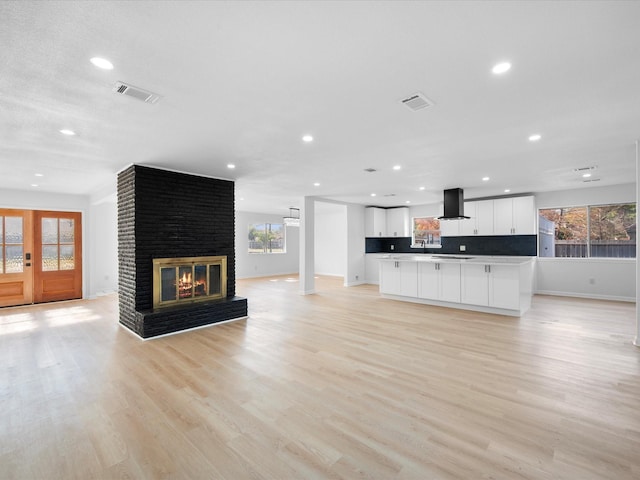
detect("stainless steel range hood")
[438,188,470,220]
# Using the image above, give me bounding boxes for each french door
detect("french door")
[0,209,34,307]
[0,209,82,307]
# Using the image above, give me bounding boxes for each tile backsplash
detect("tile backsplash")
[366,235,537,256]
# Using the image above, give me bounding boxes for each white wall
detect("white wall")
[536,258,635,301]
[409,202,441,220]
[345,203,366,286]
[536,184,636,301]
[535,183,635,209]
[89,197,118,296]
[235,211,299,279]
[314,202,346,277]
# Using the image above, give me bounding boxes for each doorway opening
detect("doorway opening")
[0,209,82,307]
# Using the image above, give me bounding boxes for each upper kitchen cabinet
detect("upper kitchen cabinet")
[365,207,387,237]
[386,207,410,237]
[365,206,410,237]
[460,200,494,236]
[493,196,536,235]
[439,218,460,237]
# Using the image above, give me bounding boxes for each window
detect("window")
[539,203,635,258]
[412,217,441,246]
[248,223,285,254]
[1,215,24,273]
[41,217,76,271]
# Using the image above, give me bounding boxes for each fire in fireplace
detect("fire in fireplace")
[153,256,227,309]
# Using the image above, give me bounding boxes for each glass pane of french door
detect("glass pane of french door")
[3,216,24,273]
[41,217,76,271]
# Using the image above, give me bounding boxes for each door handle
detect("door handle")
[26,253,31,260]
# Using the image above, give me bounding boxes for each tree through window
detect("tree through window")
[248,223,285,254]
[539,203,635,258]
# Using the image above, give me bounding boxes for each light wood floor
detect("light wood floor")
[1,276,639,479]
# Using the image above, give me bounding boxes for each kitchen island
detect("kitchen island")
[379,255,535,316]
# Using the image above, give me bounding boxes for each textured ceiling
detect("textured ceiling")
[1,1,639,214]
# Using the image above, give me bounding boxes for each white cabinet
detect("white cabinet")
[417,262,439,300]
[512,196,536,235]
[365,207,410,237]
[460,200,494,236]
[365,207,387,237]
[460,263,490,306]
[439,219,460,237]
[418,262,461,302]
[386,207,410,237]
[460,263,520,309]
[493,196,536,235]
[444,200,493,237]
[380,260,417,297]
[380,257,534,316]
[440,263,462,302]
[488,265,521,310]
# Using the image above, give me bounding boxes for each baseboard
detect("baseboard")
[344,280,365,287]
[237,272,298,280]
[534,290,635,303]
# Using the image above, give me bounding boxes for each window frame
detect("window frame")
[248,222,286,254]
[411,216,442,248]
[538,202,636,259]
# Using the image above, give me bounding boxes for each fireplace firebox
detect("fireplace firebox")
[153,256,227,309]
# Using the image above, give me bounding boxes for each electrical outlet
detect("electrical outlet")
[390,245,395,250]
[355,275,359,280]
[589,278,595,285]
[460,245,466,252]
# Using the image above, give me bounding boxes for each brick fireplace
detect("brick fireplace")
[117,165,248,338]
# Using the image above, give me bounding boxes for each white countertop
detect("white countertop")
[377,254,534,265]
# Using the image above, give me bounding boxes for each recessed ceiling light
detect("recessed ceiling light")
[90,57,114,70]
[405,200,411,204]
[302,135,313,142]
[227,164,235,169]
[59,129,76,136]
[239,197,244,201]
[31,184,39,187]
[35,173,44,177]
[419,186,425,191]
[393,165,401,171]
[492,62,511,75]
[504,189,511,193]
[482,176,490,181]
[370,193,376,197]
[529,134,542,142]
[583,173,592,178]
[313,182,320,187]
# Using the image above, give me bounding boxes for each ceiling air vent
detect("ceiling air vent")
[364,168,377,173]
[113,82,161,104]
[583,178,601,183]
[399,92,434,112]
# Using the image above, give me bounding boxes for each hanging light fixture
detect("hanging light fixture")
[283,207,300,227]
